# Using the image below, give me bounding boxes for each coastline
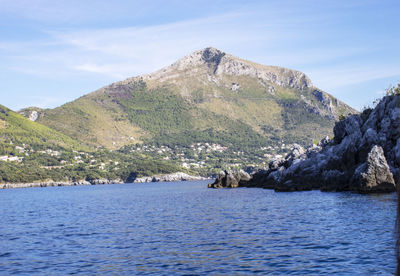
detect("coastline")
[1,181,92,189]
[0,172,210,189]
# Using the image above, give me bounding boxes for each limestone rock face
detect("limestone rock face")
[18,108,43,122]
[208,170,251,188]
[333,115,362,144]
[352,146,395,193]
[220,94,400,194]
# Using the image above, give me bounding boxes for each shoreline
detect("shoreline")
[0,172,211,189]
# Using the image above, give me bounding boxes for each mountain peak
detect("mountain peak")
[198,46,224,55]
[164,46,228,72]
[141,47,313,91]
[198,47,226,73]
[198,47,225,58]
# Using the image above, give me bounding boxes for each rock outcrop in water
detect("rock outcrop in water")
[208,170,251,188]
[209,94,400,193]
[351,145,395,193]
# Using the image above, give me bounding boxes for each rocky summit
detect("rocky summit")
[209,94,400,193]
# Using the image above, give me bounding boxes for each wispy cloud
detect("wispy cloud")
[308,65,400,90]
[2,9,379,80]
[4,12,274,80]
[74,63,131,79]
[0,0,399,110]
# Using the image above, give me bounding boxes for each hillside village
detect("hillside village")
[0,136,296,177]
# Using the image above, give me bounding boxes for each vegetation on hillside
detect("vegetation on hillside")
[16,78,344,179]
[0,148,181,184]
[0,104,81,150]
[386,83,400,96]
[0,105,182,184]
[11,50,358,182]
[119,80,193,134]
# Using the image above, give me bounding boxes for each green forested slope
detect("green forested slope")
[0,105,181,183]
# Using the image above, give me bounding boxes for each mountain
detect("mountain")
[21,47,356,169]
[0,104,84,183]
[0,104,81,151]
[0,104,181,184]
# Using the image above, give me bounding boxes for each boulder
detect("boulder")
[208,170,251,188]
[351,145,395,193]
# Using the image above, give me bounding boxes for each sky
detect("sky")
[0,0,399,111]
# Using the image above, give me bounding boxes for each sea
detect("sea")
[0,180,397,275]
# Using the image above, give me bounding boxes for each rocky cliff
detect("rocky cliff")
[209,94,400,193]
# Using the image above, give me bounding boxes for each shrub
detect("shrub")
[386,83,400,96]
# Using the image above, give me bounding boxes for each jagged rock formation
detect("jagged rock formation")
[209,94,400,193]
[351,145,395,193]
[208,170,251,188]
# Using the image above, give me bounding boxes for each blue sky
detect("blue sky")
[0,0,399,111]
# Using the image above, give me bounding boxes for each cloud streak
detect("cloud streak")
[0,0,399,110]
[310,66,400,90]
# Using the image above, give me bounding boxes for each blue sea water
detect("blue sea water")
[0,181,397,275]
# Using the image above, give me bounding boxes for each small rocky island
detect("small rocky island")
[209,94,400,193]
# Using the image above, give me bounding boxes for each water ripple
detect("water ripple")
[0,181,397,275]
